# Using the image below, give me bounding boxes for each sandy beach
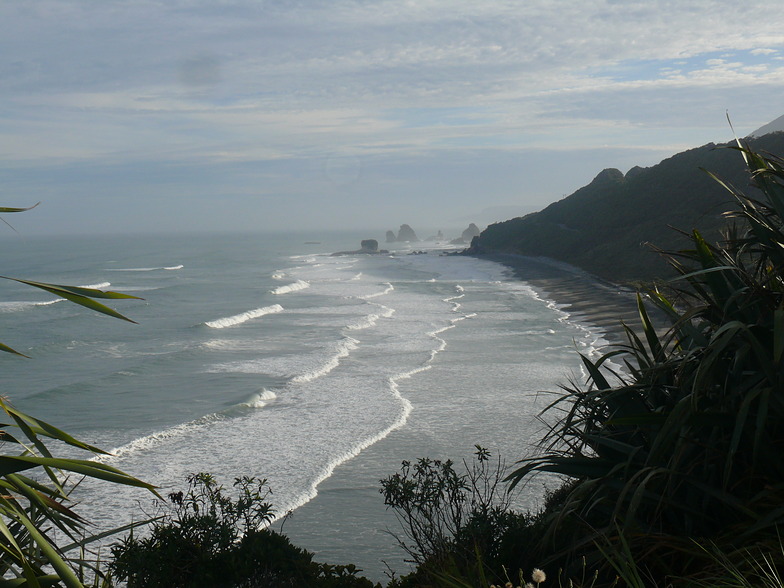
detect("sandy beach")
[484,253,651,346]
[277,252,661,584]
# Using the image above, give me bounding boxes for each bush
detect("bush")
[381,446,548,587]
[110,472,380,588]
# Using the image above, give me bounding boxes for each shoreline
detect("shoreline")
[276,252,656,584]
[475,252,645,347]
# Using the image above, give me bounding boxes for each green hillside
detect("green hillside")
[470,132,784,283]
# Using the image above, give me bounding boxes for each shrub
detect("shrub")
[110,472,380,588]
[381,446,547,586]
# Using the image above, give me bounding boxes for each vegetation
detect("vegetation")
[110,472,379,588]
[380,447,548,587]
[471,132,784,283]
[0,204,156,587]
[497,141,784,584]
[376,141,784,587]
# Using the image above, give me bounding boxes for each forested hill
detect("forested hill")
[469,132,784,283]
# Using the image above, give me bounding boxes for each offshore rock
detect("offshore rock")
[386,230,397,243]
[360,239,379,252]
[396,224,418,242]
[332,239,388,256]
[450,223,482,245]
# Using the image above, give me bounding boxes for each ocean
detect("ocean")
[0,231,611,582]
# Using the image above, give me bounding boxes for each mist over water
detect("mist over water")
[0,231,608,582]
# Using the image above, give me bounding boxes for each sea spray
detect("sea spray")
[271,280,310,295]
[205,304,284,329]
[106,265,183,271]
[291,336,359,383]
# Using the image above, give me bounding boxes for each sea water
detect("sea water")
[0,231,609,582]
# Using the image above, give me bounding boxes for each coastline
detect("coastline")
[276,252,656,584]
[477,252,647,347]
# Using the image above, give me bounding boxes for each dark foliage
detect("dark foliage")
[110,473,379,588]
[381,447,549,587]
[506,143,784,584]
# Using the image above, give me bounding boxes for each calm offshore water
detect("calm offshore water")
[0,231,609,581]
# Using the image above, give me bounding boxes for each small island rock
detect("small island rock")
[332,239,388,256]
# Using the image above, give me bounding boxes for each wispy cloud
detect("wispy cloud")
[2,0,783,233]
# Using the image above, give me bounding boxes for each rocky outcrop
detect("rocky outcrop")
[360,239,379,252]
[462,223,481,241]
[386,230,397,243]
[396,224,418,242]
[450,223,482,245]
[332,239,388,256]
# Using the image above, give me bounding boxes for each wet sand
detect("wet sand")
[482,253,653,346]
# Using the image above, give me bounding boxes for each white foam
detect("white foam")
[80,282,111,290]
[291,337,359,383]
[345,305,395,331]
[106,265,182,272]
[96,413,225,464]
[240,389,277,408]
[0,299,59,312]
[275,367,418,523]
[271,280,310,295]
[205,304,284,329]
[272,271,287,280]
[360,283,394,299]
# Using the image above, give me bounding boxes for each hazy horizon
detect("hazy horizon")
[2,1,783,236]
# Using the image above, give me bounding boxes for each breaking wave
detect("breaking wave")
[271,280,310,295]
[204,304,284,329]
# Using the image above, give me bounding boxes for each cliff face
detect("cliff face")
[471,133,784,283]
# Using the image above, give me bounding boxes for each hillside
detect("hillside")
[469,132,784,283]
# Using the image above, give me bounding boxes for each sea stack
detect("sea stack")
[396,224,418,242]
[331,239,388,256]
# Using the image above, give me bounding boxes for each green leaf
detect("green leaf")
[0,203,40,214]
[0,277,141,323]
[1,399,107,454]
[0,456,157,492]
[580,353,612,390]
[637,293,662,359]
[775,307,784,363]
[10,508,83,588]
[0,341,28,358]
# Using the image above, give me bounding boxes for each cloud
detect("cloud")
[2,0,784,233]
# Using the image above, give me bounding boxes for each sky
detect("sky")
[2,0,784,237]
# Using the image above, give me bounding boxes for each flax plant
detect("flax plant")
[0,204,157,587]
[507,143,784,581]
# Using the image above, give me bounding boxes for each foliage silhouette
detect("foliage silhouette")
[110,472,379,588]
[506,142,784,582]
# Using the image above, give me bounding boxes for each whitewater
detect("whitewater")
[0,231,611,582]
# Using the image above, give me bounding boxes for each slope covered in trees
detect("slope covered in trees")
[470,132,784,282]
